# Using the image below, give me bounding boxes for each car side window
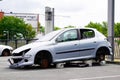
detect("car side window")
[80,29,95,39]
[56,29,78,42]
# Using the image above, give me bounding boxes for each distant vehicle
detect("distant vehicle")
[0,45,13,56]
[8,28,112,68]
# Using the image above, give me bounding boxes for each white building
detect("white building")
[4,12,39,32]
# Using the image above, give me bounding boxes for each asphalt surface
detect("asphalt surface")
[0,57,120,80]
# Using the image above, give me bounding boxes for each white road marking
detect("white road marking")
[69,75,120,80]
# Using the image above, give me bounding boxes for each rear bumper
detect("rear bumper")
[109,46,113,55]
[8,56,33,68]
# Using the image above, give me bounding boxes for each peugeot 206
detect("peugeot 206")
[8,28,112,68]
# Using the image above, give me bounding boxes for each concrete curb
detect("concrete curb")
[106,61,120,65]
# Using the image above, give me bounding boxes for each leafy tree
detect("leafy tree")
[39,26,61,34]
[54,26,61,30]
[37,22,45,34]
[25,24,36,39]
[64,25,76,28]
[39,26,45,33]
[100,22,108,36]
[0,16,36,39]
[114,23,120,37]
[85,22,107,36]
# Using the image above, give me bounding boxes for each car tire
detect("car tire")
[99,54,105,61]
[96,54,105,65]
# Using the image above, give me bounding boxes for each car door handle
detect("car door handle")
[93,41,96,43]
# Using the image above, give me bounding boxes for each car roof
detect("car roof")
[62,27,97,31]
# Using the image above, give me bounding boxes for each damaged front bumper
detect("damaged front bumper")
[8,56,33,68]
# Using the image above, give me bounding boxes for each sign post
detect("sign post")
[45,7,54,34]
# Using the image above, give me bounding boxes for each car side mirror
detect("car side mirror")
[56,37,63,42]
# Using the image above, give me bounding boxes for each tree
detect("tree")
[101,22,108,36]
[38,26,61,34]
[39,26,45,34]
[0,16,36,39]
[85,22,107,36]
[25,24,36,39]
[64,25,76,28]
[114,23,120,37]
[54,26,61,30]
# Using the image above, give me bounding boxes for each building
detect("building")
[0,11,4,19]
[0,11,39,33]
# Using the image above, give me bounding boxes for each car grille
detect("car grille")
[13,58,22,63]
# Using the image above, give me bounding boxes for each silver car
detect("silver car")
[8,28,112,68]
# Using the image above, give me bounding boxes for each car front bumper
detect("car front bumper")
[8,56,33,68]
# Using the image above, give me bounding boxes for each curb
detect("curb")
[106,61,120,65]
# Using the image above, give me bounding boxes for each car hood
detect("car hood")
[12,41,52,53]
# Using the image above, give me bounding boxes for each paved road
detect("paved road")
[0,57,120,80]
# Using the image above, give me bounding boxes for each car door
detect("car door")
[79,29,98,58]
[54,29,80,62]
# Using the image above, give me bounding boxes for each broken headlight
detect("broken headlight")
[12,48,31,56]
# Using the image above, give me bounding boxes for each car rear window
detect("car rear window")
[80,29,95,39]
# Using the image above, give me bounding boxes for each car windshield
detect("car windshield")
[36,30,62,42]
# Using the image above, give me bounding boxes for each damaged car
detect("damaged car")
[8,28,112,68]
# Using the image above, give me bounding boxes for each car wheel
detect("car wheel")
[35,52,52,68]
[99,54,105,61]
[40,58,49,68]
[96,48,105,61]
[2,50,10,56]
[96,54,106,65]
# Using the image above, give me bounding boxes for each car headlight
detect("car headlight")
[20,48,31,56]
[12,48,31,56]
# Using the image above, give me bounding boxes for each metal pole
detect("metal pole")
[52,8,54,31]
[108,0,115,61]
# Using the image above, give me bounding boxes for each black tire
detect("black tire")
[95,54,106,66]
[96,54,105,62]
[2,50,11,56]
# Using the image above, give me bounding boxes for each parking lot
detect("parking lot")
[0,57,120,80]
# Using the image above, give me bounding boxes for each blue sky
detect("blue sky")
[0,0,120,28]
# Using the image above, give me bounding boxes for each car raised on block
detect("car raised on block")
[8,28,112,68]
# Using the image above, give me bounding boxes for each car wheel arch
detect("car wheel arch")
[2,48,11,56]
[34,50,53,65]
[96,47,110,56]
[95,46,110,61]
